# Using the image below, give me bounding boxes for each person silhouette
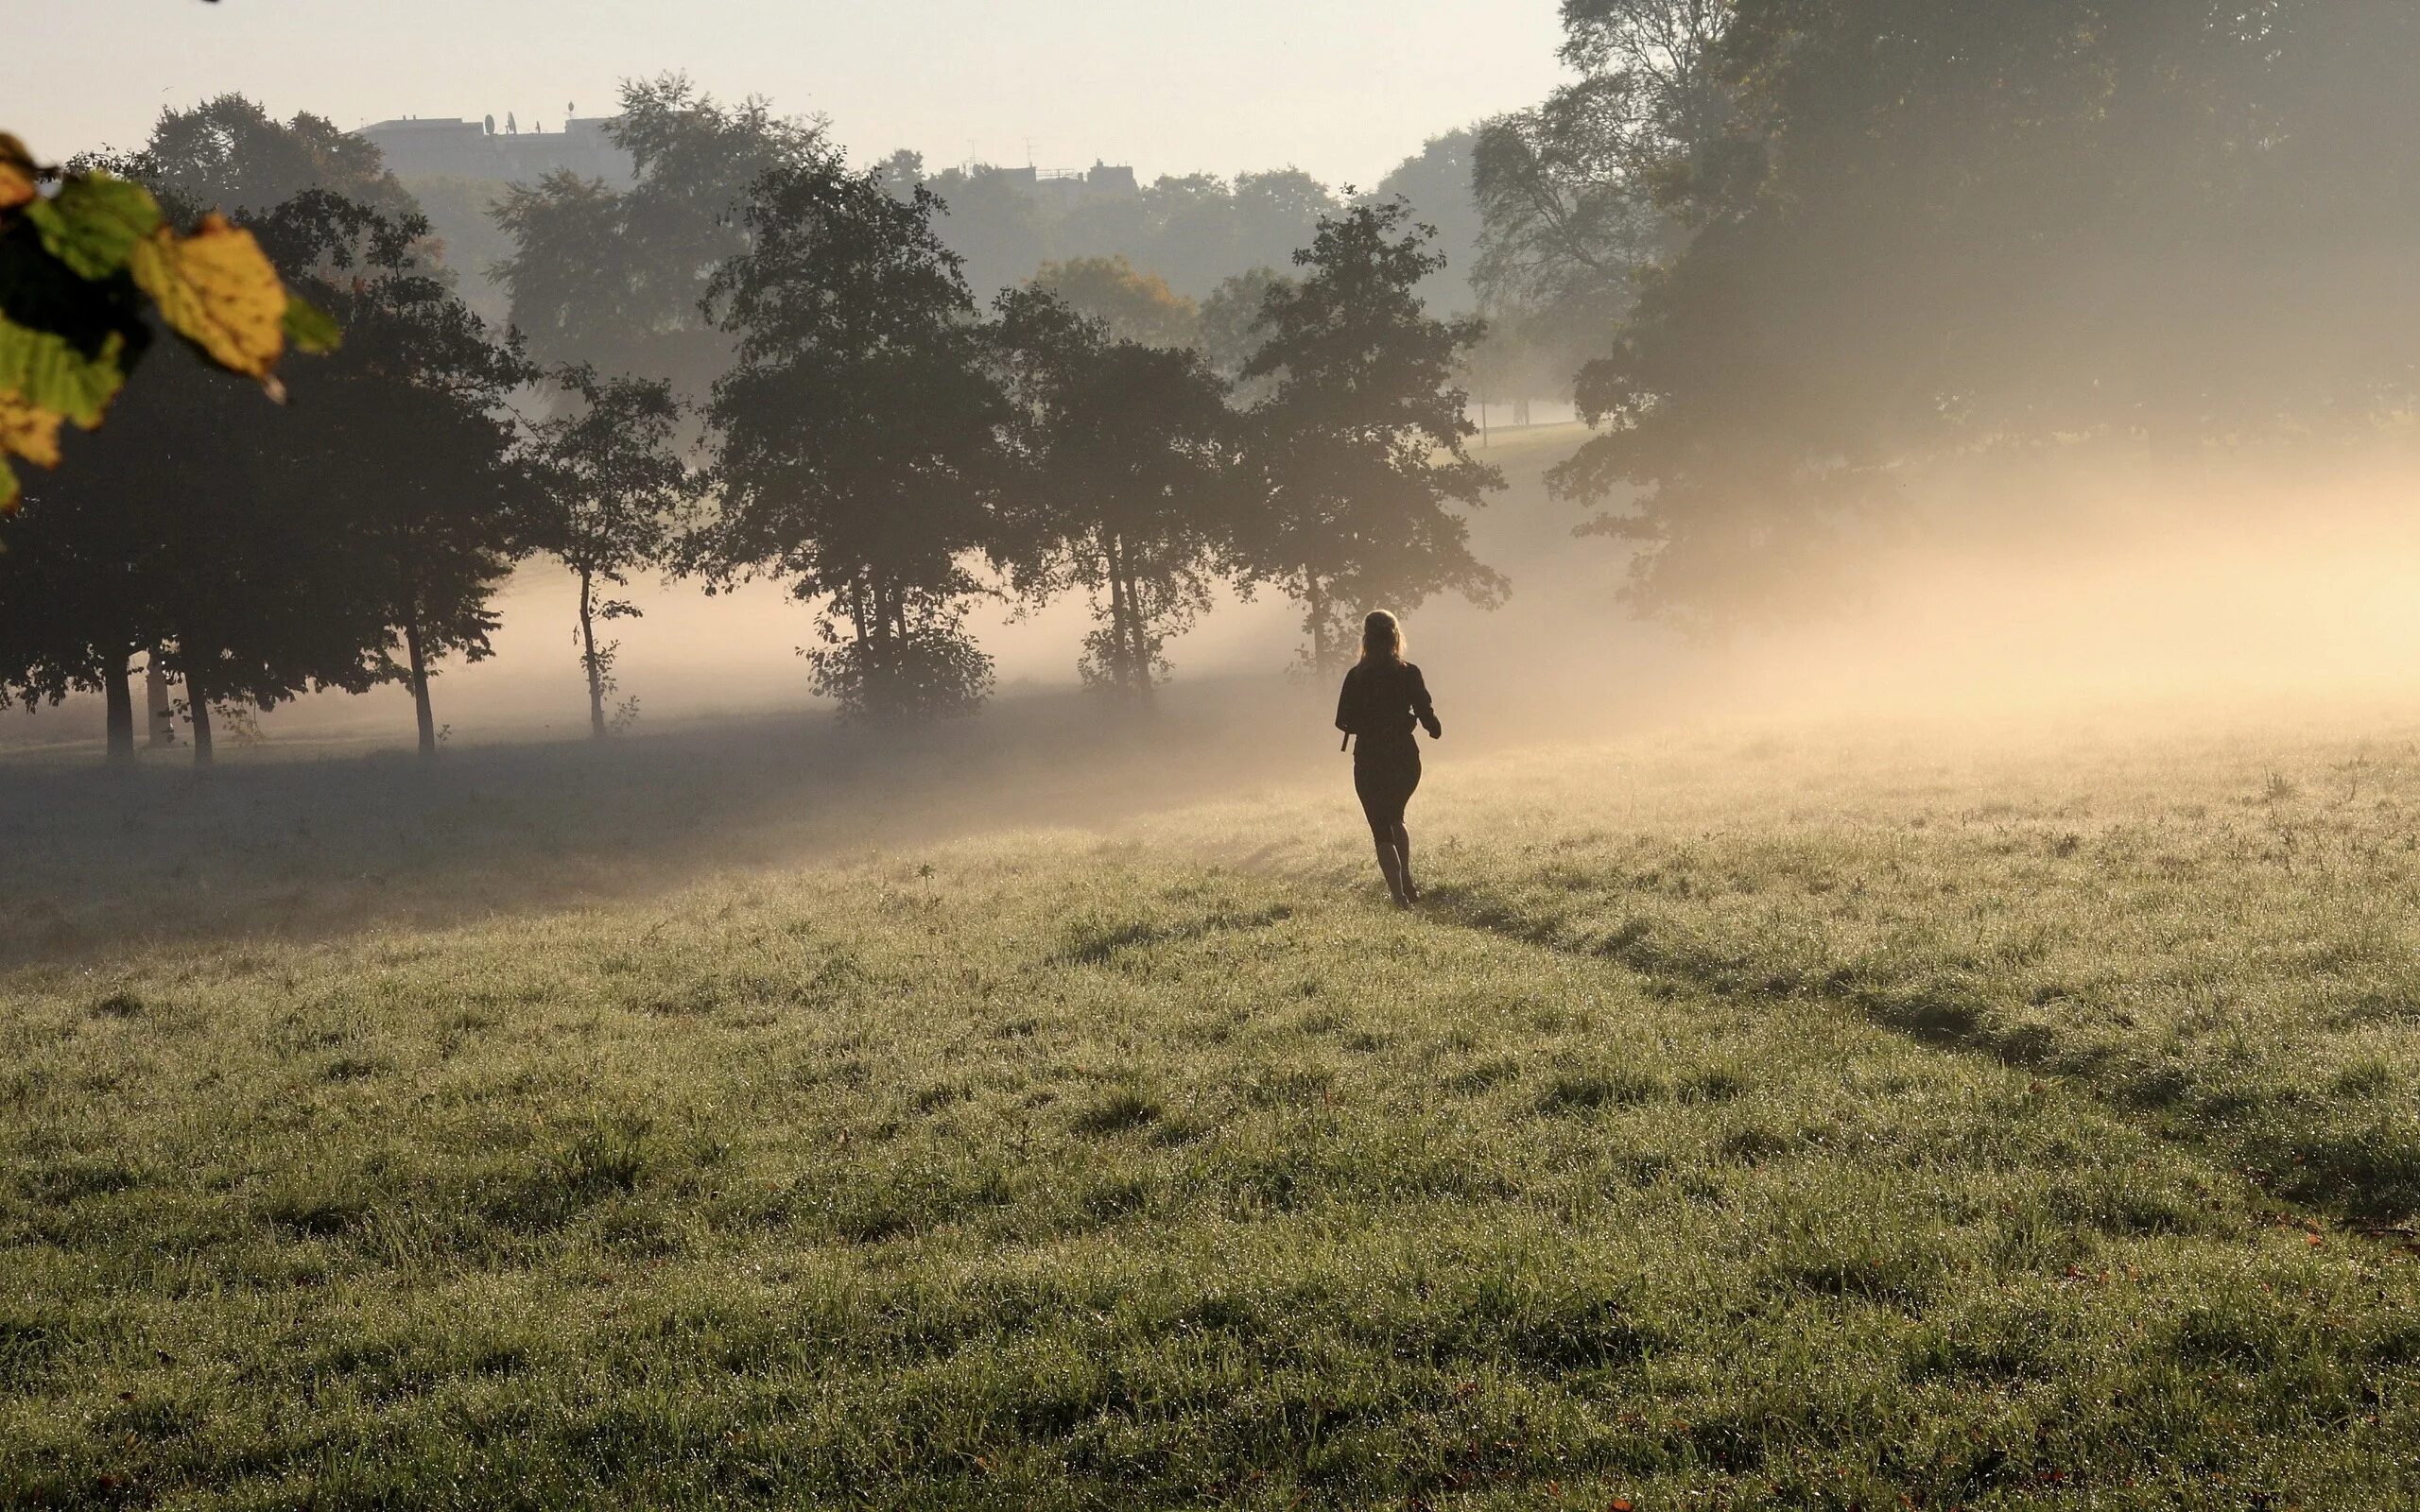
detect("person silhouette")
[1334,610,1441,908]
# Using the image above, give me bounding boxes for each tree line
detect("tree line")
[0,98,1505,763]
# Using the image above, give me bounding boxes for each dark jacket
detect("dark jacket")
[1336,660,1441,757]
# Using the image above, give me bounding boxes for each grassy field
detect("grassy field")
[7,702,2420,1508]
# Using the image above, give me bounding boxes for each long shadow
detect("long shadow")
[0,679,1330,975]
[1405,880,2420,1236]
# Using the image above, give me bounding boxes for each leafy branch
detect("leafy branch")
[0,133,338,511]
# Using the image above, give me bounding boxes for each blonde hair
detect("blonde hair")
[1358,610,1405,665]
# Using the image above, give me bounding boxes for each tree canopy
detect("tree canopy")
[1539,0,2420,623]
[696,157,1009,720]
[1237,201,1506,670]
[995,288,1239,696]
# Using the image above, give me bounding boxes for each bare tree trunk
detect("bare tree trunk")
[403,608,438,759]
[144,649,174,747]
[103,651,135,765]
[579,567,606,738]
[188,678,215,768]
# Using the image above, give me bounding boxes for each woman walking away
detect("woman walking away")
[1335,610,1442,908]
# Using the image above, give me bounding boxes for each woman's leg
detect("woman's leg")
[1392,821,1415,901]
[1372,831,1408,905]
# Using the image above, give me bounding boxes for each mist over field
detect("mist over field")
[11,2,2420,1507]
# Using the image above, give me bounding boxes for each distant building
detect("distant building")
[355,115,633,185]
[1022,161,1141,210]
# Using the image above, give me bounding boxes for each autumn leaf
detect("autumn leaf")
[0,389,63,468]
[0,133,35,212]
[130,213,288,389]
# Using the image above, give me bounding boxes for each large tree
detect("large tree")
[1237,202,1507,672]
[1549,0,2420,623]
[994,288,1239,697]
[695,158,1010,721]
[5,336,387,766]
[524,365,694,736]
[262,192,534,758]
[1473,1,1732,379]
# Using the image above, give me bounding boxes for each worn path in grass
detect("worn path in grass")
[8,713,2420,1507]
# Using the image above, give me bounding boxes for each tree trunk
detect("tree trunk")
[188,678,215,768]
[403,608,438,759]
[1113,538,1152,699]
[103,652,135,765]
[1305,572,1328,673]
[579,567,606,738]
[144,649,174,746]
[1103,539,1136,695]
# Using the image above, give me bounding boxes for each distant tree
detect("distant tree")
[1369,129,1485,316]
[1027,255,1198,347]
[920,163,1052,298]
[263,192,534,758]
[994,288,1238,697]
[493,75,826,403]
[1230,168,1341,278]
[1196,267,1291,392]
[87,94,412,222]
[394,173,514,325]
[524,365,693,736]
[696,160,1010,721]
[1237,202,1506,672]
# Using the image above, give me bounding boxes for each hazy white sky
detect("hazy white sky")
[11,0,1569,187]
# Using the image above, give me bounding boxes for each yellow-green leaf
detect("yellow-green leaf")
[0,455,18,514]
[283,294,342,355]
[0,316,130,428]
[24,172,163,280]
[0,134,35,213]
[130,213,287,383]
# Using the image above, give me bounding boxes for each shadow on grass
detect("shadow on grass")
[0,679,1329,973]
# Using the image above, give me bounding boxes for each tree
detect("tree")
[92,94,412,223]
[1472,1,1731,348]
[1369,130,1486,316]
[493,75,826,403]
[262,191,534,758]
[7,335,388,767]
[1027,255,1198,347]
[994,288,1239,697]
[1237,202,1507,671]
[1549,0,2420,623]
[696,158,1010,721]
[524,365,693,736]
[1196,267,1291,394]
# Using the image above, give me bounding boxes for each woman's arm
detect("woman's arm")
[1409,665,1442,739]
[1335,668,1357,734]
